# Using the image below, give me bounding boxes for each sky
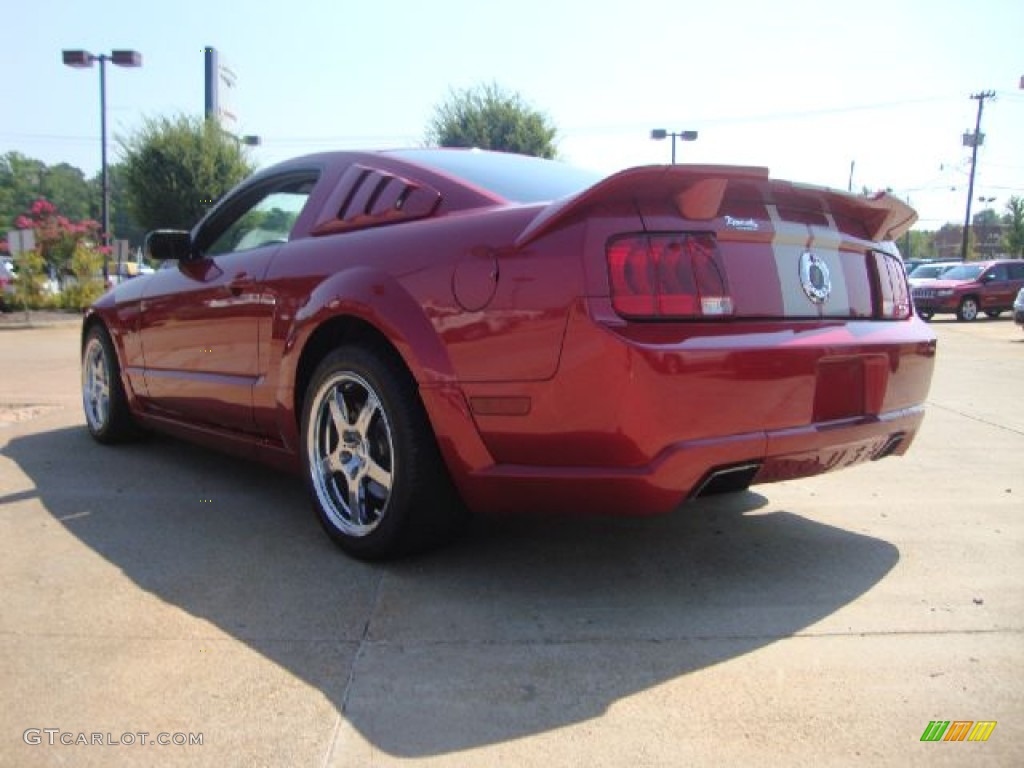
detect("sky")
[1,0,1021,231]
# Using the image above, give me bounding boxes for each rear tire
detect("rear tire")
[918,311,934,321]
[956,297,979,322]
[300,344,464,560]
[81,324,138,443]
[985,310,1002,318]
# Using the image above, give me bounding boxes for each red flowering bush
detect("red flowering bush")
[14,198,101,274]
[8,198,106,309]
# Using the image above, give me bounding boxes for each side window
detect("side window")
[1008,263,1024,280]
[987,264,1009,282]
[204,175,318,257]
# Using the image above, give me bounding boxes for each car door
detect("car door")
[980,263,1011,310]
[139,172,318,433]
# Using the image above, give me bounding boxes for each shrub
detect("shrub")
[61,243,105,310]
[11,250,47,308]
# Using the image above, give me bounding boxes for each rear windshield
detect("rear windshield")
[940,264,985,281]
[390,149,603,203]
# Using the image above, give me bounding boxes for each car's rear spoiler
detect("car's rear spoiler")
[515,164,917,247]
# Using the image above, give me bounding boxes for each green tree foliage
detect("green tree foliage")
[0,152,99,233]
[106,163,147,247]
[425,83,558,158]
[1004,196,1024,257]
[972,208,1000,227]
[906,229,936,259]
[118,115,254,232]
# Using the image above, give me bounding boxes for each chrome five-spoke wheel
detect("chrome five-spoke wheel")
[82,335,111,433]
[308,371,394,537]
[301,345,464,559]
[81,324,136,443]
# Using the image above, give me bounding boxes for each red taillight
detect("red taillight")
[607,233,732,319]
[873,252,911,319]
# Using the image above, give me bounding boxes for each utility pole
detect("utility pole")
[960,90,995,261]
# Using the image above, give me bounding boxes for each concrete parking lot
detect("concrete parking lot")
[1,316,1021,767]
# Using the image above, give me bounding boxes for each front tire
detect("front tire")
[957,297,979,322]
[301,345,463,560]
[81,324,137,443]
[918,311,934,321]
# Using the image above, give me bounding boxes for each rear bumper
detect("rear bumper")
[421,299,936,516]
[434,408,922,516]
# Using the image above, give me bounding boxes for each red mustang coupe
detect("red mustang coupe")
[81,149,936,559]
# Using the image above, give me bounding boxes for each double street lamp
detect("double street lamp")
[62,49,142,278]
[651,128,698,164]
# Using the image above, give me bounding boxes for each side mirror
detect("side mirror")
[145,230,192,261]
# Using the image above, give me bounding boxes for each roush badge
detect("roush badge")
[724,215,759,231]
[799,252,831,304]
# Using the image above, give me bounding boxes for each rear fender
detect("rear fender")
[276,267,494,481]
[282,266,457,393]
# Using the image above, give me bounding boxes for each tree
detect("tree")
[425,83,558,158]
[1,153,50,231]
[972,208,1000,227]
[906,229,936,259]
[118,115,254,232]
[106,164,147,248]
[1004,196,1024,257]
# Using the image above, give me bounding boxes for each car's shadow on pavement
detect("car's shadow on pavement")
[4,425,899,758]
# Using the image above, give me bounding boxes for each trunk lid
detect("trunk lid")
[519,165,916,321]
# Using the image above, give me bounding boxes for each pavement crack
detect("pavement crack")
[339,569,385,716]
[926,400,1024,437]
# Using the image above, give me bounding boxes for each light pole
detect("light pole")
[651,129,698,164]
[62,49,142,280]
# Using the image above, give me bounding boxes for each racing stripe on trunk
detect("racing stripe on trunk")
[767,205,851,317]
[767,205,814,317]
[808,218,852,317]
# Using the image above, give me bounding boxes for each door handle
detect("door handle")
[227,272,253,296]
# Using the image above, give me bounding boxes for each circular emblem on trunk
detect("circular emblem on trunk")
[799,252,831,304]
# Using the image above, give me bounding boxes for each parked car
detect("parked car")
[907,260,961,289]
[911,259,1024,321]
[0,261,16,310]
[81,149,936,559]
[903,257,953,275]
[106,260,155,287]
[1014,286,1024,330]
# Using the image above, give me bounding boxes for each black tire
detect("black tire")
[81,323,138,443]
[985,310,1002,319]
[956,296,979,322]
[300,344,464,560]
[918,311,934,321]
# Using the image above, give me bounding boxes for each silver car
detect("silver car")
[0,261,16,310]
[1014,286,1024,329]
